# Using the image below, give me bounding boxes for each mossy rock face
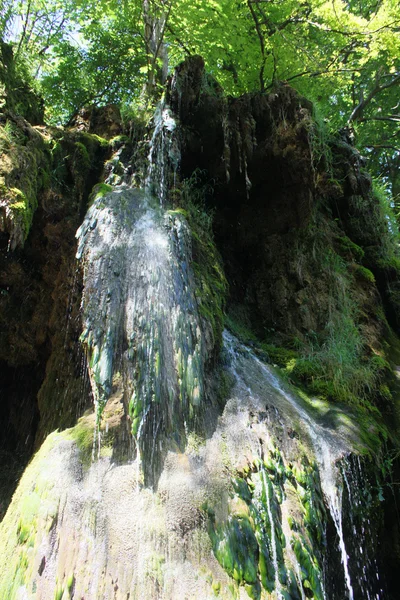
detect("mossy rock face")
[168,58,400,425]
[0,115,111,514]
[210,515,259,585]
[207,448,326,600]
[0,114,110,249]
[68,104,123,140]
[335,236,364,262]
[0,321,392,600]
[168,176,228,353]
[0,116,50,249]
[352,264,375,285]
[88,182,113,206]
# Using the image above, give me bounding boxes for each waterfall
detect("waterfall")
[222,330,383,599]
[71,92,387,595]
[1,97,389,600]
[0,252,388,599]
[76,97,205,482]
[145,100,180,205]
[340,455,386,599]
[259,463,283,599]
[251,350,355,600]
[76,187,206,480]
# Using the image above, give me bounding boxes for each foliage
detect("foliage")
[1,0,398,196]
[371,177,400,244]
[286,235,394,412]
[0,119,15,152]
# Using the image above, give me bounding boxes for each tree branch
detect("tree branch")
[359,114,400,123]
[365,145,400,151]
[38,15,67,56]
[306,18,400,38]
[16,0,32,57]
[247,0,267,92]
[348,73,400,123]
[165,23,192,55]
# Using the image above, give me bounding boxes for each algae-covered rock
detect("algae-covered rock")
[1,329,360,600]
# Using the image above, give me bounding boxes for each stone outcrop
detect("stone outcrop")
[0,54,400,599]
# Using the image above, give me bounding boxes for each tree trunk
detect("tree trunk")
[143,0,169,101]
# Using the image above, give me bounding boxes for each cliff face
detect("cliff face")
[0,56,112,514]
[0,54,400,599]
[169,57,400,419]
[170,58,391,330]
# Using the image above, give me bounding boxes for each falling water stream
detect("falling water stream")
[145,101,180,204]
[76,101,209,482]
[260,465,283,599]
[223,330,357,599]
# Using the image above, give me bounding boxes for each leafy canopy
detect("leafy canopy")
[1,0,399,195]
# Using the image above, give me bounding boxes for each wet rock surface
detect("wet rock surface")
[0,115,110,514]
[0,54,399,599]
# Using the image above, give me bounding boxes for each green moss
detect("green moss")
[54,586,63,600]
[0,116,110,249]
[74,141,91,168]
[16,491,40,545]
[353,264,375,284]
[86,133,110,149]
[47,130,110,200]
[167,207,188,218]
[207,450,332,598]
[145,553,165,587]
[345,180,400,331]
[225,309,257,345]
[186,431,206,453]
[3,125,50,234]
[379,384,393,403]
[69,415,94,466]
[375,254,400,272]
[245,581,261,599]
[89,182,113,205]
[170,173,228,348]
[336,235,364,262]
[38,165,51,189]
[209,515,259,586]
[260,343,298,368]
[67,573,75,591]
[6,187,35,238]
[129,390,144,438]
[233,477,253,504]
[291,537,324,600]
[212,580,221,595]
[110,134,130,148]
[0,432,60,599]
[369,354,390,373]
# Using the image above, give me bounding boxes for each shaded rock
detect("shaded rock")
[69,104,123,139]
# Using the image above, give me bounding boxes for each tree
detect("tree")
[1,0,398,197]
